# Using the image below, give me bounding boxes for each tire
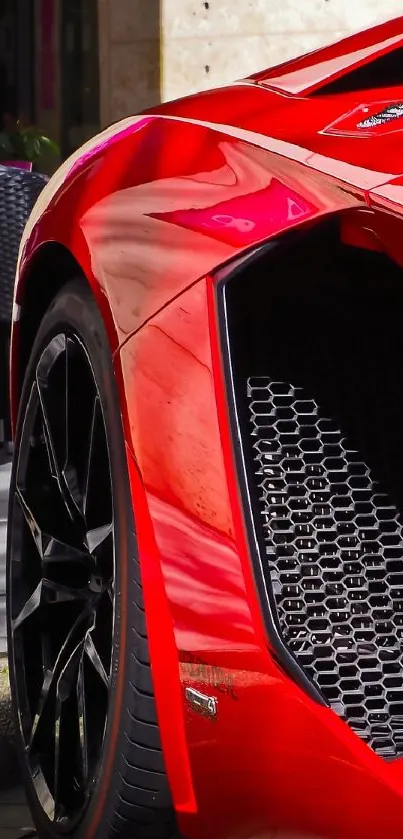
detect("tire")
[7,279,178,839]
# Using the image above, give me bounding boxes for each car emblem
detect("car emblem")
[185,687,218,719]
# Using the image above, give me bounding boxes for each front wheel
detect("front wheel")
[7,279,176,838]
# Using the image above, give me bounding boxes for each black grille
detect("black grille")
[247,375,403,759]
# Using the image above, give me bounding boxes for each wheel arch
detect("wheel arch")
[11,241,118,434]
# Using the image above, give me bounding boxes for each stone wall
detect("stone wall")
[98,0,403,124]
[99,0,161,126]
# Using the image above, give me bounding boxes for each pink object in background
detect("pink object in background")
[1,161,33,171]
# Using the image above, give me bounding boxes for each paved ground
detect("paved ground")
[0,787,34,838]
[0,454,35,838]
[0,454,11,655]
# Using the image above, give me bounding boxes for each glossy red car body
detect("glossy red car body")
[11,17,403,838]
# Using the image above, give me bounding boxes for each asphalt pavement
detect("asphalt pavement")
[0,454,34,837]
[0,785,34,838]
[0,454,11,656]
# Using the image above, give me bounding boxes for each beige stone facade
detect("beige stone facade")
[98,0,403,126]
[98,0,161,127]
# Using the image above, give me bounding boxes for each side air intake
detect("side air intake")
[219,228,403,760]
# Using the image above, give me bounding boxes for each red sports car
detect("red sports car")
[7,16,403,839]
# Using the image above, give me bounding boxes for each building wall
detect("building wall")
[98,0,161,127]
[160,0,403,102]
[98,0,403,126]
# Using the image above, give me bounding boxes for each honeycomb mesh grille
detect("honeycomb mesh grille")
[247,376,403,759]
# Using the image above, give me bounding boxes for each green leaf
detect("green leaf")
[0,122,59,164]
[33,137,42,158]
[38,135,59,156]
[0,131,15,155]
[24,135,37,162]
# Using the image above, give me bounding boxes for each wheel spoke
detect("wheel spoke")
[43,537,93,568]
[82,394,112,534]
[16,488,90,567]
[16,487,45,556]
[85,522,113,554]
[84,628,109,689]
[63,336,87,515]
[77,656,89,786]
[12,581,43,632]
[36,340,80,522]
[36,335,67,474]
[63,464,84,516]
[54,641,84,816]
[13,579,90,633]
[15,380,38,488]
[83,395,101,520]
[43,579,90,605]
[29,667,55,750]
[41,413,77,523]
[57,641,83,702]
[40,403,60,485]
[28,617,87,752]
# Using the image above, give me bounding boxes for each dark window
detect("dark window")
[0,0,34,124]
[60,0,100,158]
[312,47,403,96]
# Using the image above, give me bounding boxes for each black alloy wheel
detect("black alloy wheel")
[9,328,113,827]
[7,280,176,839]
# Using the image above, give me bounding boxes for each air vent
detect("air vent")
[247,375,403,759]
[311,46,403,96]
[219,229,403,759]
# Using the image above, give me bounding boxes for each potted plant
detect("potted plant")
[0,114,59,171]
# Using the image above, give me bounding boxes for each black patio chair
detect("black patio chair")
[0,166,49,445]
